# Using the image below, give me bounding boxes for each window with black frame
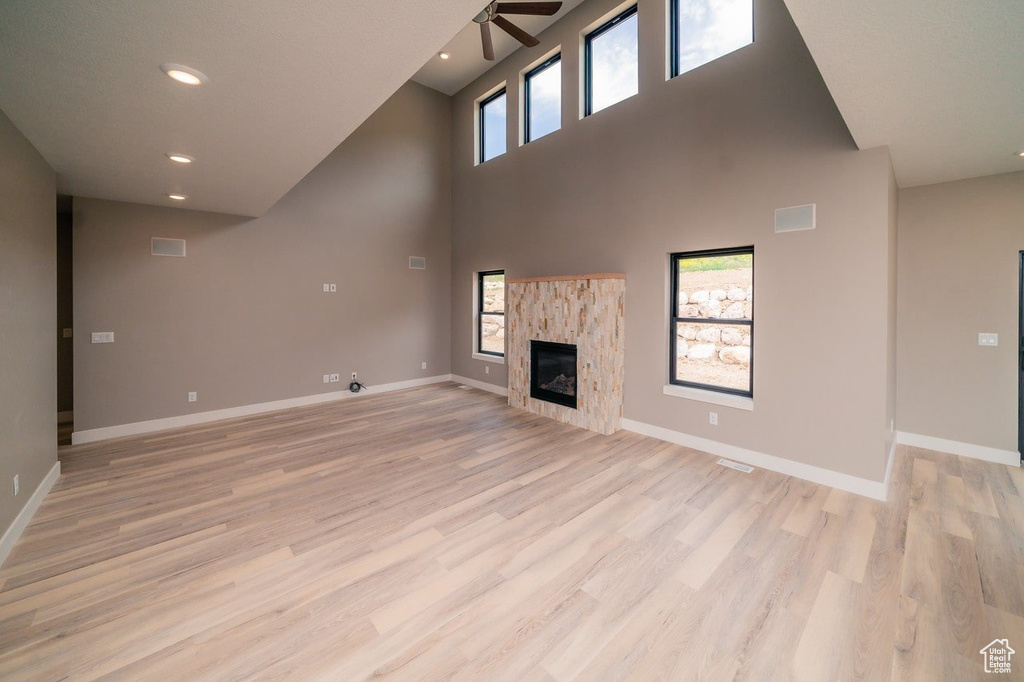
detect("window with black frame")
[670,247,753,396]
[524,54,561,143]
[584,5,638,116]
[477,270,505,356]
[479,88,507,163]
[670,0,753,78]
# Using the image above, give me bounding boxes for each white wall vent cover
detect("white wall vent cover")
[409,256,426,269]
[717,458,754,473]
[774,204,816,233]
[152,237,186,257]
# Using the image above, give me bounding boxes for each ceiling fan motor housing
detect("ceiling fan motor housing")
[473,3,496,23]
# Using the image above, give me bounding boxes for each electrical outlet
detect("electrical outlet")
[351,372,358,381]
[978,333,998,347]
[421,362,427,370]
[330,374,340,383]
[13,475,19,496]
[329,283,337,292]
[485,366,490,374]
[91,331,114,344]
[709,412,718,426]
[322,283,330,293]
[188,391,197,403]
[323,374,330,383]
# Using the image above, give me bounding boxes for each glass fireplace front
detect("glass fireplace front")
[530,340,578,409]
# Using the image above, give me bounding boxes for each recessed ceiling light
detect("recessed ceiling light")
[167,194,187,201]
[160,63,208,86]
[439,52,451,60]
[1018,150,1024,158]
[166,153,194,164]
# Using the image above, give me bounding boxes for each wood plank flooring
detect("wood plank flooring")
[1,382,1022,680]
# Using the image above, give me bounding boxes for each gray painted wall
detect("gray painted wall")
[897,171,1024,453]
[0,110,57,534]
[450,0,895,481]
[886,162,899,459]
[73,82,452,432]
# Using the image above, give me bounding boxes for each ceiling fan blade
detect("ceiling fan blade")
[480,21,495,61]
[492,15,540,47]
[495,2,562,16]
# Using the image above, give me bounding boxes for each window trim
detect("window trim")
[478,87,507,164]
[583,4,639,117]
[669,246,754,398]
[669,0,754,79]
[477,269,505,358]
[524,53,562,144]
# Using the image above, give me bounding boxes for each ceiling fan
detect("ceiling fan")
[472,2,563,61]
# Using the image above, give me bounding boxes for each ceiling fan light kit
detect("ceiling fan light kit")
[472,1,563,61]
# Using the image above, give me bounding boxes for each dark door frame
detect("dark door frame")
[1019,251,1023,463]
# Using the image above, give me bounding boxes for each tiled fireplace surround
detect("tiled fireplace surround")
[506,274,626,435]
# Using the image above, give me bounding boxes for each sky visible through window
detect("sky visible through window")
[589,12,638,115]
[481,92,506,162]
[527,59,561,142]
[676,0,752,75]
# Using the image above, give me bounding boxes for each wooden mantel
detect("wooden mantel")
[506,273,626,283]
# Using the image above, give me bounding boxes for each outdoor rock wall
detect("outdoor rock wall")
[674,282,753,391]
[480,280,505,353]
[676,285,752,367]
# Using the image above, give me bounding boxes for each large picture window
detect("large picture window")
[670,0,753,78]
[479,88,507,163]
[477,270,505,356]
[584,6,639,116]
[670,247,753,396]
[524,54,562,143]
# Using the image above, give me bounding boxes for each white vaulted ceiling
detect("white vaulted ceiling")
[783,0,1024,187]
[1,0,1020,217]
[0,0,483,217]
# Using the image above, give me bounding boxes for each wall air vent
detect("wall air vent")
[151,237,186,257]
[774,204,816,233]
[409,256,426,269]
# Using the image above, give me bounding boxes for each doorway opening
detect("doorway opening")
[57,196,73,446]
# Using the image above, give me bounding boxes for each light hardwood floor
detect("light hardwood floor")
[1,383,1022,680]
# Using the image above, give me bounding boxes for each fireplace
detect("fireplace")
[530,340,578,409]
[507,273,624,434]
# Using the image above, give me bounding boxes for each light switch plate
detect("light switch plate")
[322,283,330,293]
[91,332,114,344]
[978,333,998,347]
[329,284,337,292]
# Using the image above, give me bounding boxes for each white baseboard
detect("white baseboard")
[451,374,509,397]
[0,461,60,566]
[72,375,454,445]
[896,431,1020,467]
[622,419,890,501]
[57,411,73,423]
